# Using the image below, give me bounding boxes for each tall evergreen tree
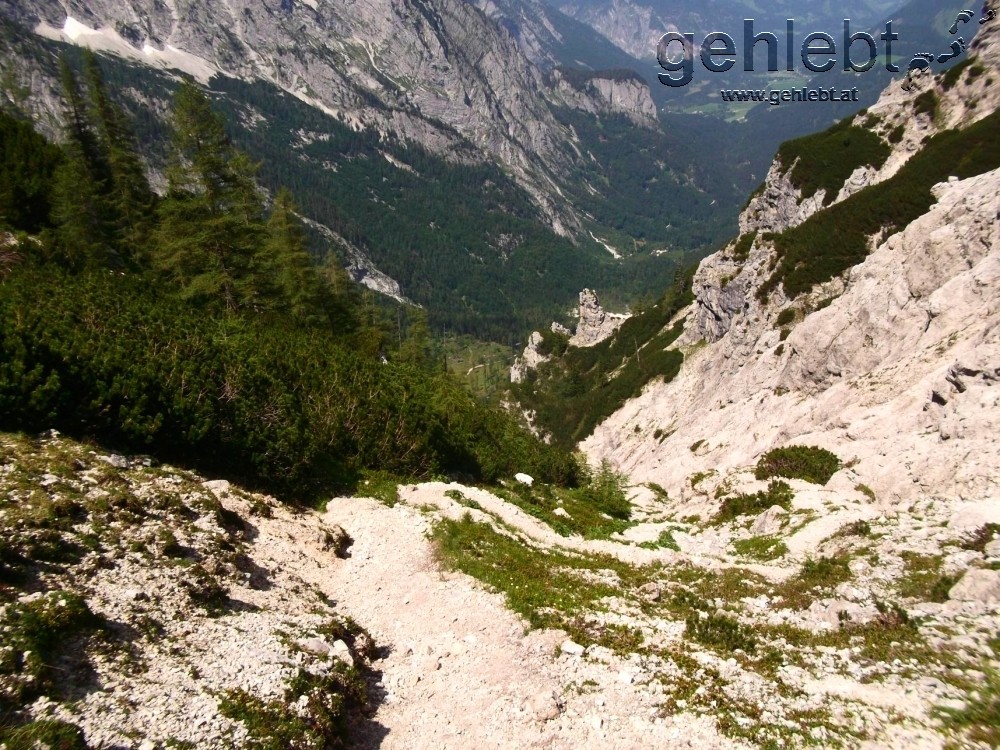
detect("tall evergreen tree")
[50,58,113,269]
[153,81,265,311]
[82,50,154,255]
[263,188,325,325]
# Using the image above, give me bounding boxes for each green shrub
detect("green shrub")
[775,308,796,327]
[887,125,905,144]
[942,58,972,90]
[776,119,890,205]
[961,523,1000,553]
[913,90,939,119]
[576,461,631,521]
[685,612,757,654]
[732,231,757,261]
[716,481,793,522]
[754,446,841,485]
[0,269,576,499]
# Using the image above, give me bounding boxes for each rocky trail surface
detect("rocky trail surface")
[318,496,736,750]
[3,433,999,749]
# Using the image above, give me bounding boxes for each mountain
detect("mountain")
[512,4,1000,494]
[554,0,909,64]
[556,0,973,121]
[515,7,1000,488]
[0,0,760,341]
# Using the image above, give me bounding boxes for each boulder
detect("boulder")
[948,569,1000,603]
[751,505,788,536]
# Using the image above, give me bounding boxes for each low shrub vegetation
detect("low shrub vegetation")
[685,612,757,654]
[758,109,1000,301]
[716,481,794,523]
[754,446,841,485]
[776,118,890,205]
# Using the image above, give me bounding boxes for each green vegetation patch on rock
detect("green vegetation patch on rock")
[759,109,1000,301]
[754,445,841,485]
[776,118,891,206]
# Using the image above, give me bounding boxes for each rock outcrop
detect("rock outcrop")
[570,288,628,348]
[583,22,1000,508]
[510,331,550,384]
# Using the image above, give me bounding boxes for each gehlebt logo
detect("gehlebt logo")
[656,5,997,103]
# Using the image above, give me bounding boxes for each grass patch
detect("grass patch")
[754,445,841,485]
[219,661,368,750]
[773,555,852,609]
[898,553,956,603]
[355,471,402,507]
[431,514,656,648]
[494,462,634,540]
[940,667,1000,748]
[685,611,757,654]
[0,591,103,712]
[639,529,680,551]
[733,536,789,561]
[855,483,876,502]
[0,720,89,750]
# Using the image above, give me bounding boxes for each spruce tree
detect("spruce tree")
[50,58,113,269]
[153,81,265,311]
[263,188,325,325]
[82,50,154,255]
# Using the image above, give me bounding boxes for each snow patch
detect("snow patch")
[34,16,219,84]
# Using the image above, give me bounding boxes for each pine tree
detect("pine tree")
[50,58,113,269]
[82,50,154,255]
[398,308,432,369]
[153,82,265,311]
[262,188,325,325]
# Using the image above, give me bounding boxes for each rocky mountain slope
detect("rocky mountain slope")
[0,0,755,339]
[582,9,1000,500]
[1,0,660,235]
[6,424,1000,748]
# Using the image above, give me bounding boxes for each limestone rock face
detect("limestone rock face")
[570,289,628,348]
[511,331,550,384]
[583,165,1000,507]
[547,69,658,126]
[949,569,1000,603]
[4,0,658,238]
[739,160,829,236]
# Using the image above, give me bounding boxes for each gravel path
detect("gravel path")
[317,496,741,750]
